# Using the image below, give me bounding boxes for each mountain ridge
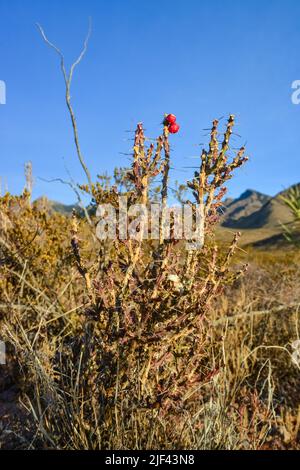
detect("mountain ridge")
[221,185,298,229]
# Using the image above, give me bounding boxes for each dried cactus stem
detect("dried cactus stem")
[159,126,170,246]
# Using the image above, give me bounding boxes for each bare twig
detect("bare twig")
[37,20,93,195]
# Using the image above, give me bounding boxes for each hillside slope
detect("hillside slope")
[221,189,270,227]
[221,187,296,229]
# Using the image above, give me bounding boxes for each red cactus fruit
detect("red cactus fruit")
[165,113,177,124]
[168,122,180,134]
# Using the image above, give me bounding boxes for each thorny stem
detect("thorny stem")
[121,124,147,295]
[160,126,170,245]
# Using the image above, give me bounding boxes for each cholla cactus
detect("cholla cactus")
[1,114,250,450]
[48,114,249,448]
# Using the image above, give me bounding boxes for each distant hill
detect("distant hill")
[33,197,81,215]
[221,189,271,227]
[221,187,296,229]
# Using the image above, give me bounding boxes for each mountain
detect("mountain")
[221,189,271,227]
[221,187,298,229]
[33,197,80,215]
[217,186,300,248]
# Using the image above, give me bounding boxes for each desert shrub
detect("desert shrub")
[2,116,281,450]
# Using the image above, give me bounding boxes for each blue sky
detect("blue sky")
[1,0,300,203]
